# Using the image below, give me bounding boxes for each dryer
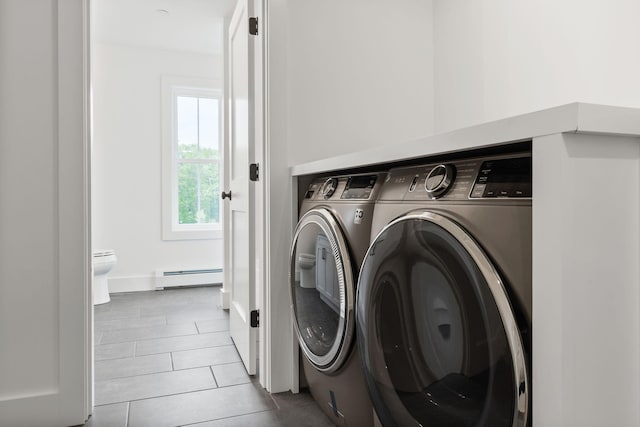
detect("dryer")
[290,172,385,426]
[356,149,532,426]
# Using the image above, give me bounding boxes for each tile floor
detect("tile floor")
[84,286,333,427]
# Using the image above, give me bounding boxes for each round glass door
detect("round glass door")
[356,212,528,427]
[290,208,355,373]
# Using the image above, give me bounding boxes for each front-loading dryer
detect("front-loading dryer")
[356,149,532,426]
[290,172,385,426]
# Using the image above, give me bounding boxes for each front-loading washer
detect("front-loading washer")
[356,148,532,426]
[290,172,385,426]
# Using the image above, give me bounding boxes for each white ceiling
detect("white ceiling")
[92,0,236,56]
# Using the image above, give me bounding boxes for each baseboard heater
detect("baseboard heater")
[155,268,223,289]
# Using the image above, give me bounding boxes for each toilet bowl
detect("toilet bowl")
[93,250,117,305]
[298,253,316,288]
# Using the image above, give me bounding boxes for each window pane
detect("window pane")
[178,162,220,225]
[199,98,219,158]
[200,162,220,223]
[177,96,198,159]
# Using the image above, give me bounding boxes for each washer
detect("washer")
[290,172,385,426]
[356,149,532,426]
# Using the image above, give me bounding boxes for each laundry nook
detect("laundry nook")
[290,103,640,427]
[3,0,640,425]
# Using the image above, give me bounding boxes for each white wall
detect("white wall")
[433,0,640,133]
[286,0,434,166]
[92,42,224,292]
[264,0,434,393]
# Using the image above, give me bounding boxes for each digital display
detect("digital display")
[341,175,378,199]
[346,175,377,189]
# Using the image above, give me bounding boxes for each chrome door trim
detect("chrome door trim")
[289,208,355,373]
[362,211,529,427]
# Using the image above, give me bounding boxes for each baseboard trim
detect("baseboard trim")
[108,272,224,294]
[155,270,223,289]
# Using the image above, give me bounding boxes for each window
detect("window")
[176,95,220,226]
[162,77,222,240]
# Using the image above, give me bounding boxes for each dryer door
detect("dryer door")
[290,208,355,373]
[357,211,528,427]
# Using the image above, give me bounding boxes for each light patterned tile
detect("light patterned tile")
[95,315,166,332]
[85,402,129,427]
[172,345,241,371]
[94,307,141,321]
[100,323,197,344]
[95,367,216,406]
[211,362,250,387]
[135,332,232,356]
[128,383,274,427]
[195,318,229,333]
[164,309,228,324]
[184,412,280,427]
[95,353,172,381]
[94,342,135,361]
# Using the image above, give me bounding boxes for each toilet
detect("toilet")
[93,249,117,305]
[297,253,316,288]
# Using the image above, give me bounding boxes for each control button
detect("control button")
[512,183,532,198]
[408,175,419,192]
[425,164,456,199]
[471,184,486,198]
[484,188,497,197]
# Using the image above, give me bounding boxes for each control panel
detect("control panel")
[378,153,531,201]
[341,175,379,199]
[303,173,384,201]
[470,156,531,198]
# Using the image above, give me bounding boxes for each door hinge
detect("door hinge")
[250,163,259,181]
[249,17,259,36]
[250,309,259,327]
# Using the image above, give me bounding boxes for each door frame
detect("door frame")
[224,0,295,393]
[252,0,268,389]
[260,0,298,393]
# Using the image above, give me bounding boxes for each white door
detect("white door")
[225,0,257,375]
[0,1,91,426]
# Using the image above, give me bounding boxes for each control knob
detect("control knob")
[425,164,455,198]
[321,178,339,199]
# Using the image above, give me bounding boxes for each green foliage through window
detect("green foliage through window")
[178,148,219,225]
[176,95,220,226]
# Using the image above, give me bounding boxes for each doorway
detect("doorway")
[90,0,237,414]
[90,0,232,295]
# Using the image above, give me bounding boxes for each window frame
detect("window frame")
[161,76,223,241]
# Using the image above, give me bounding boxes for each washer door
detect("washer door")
[356,211,528,427]
[290,208,355,373]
